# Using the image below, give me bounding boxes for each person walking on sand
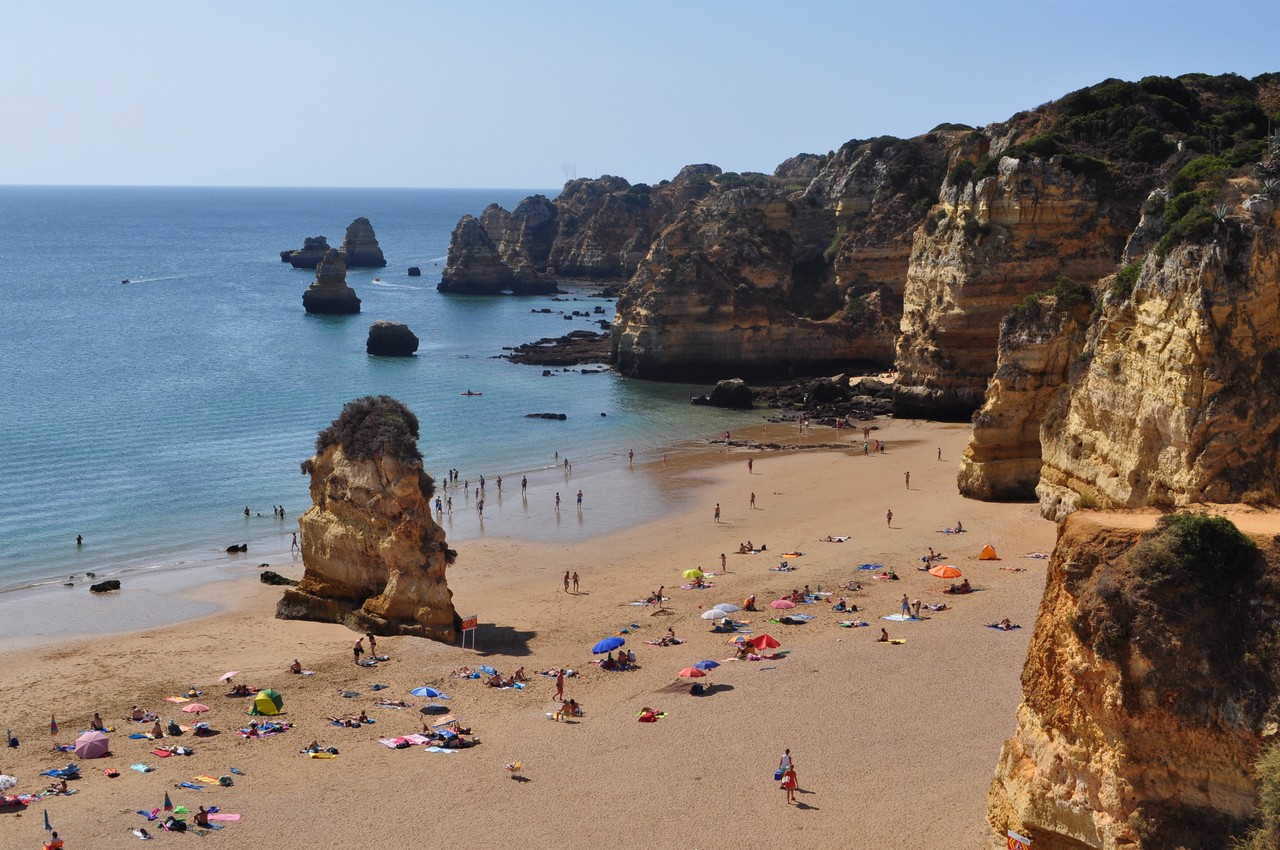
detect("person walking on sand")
[555,668,565,700]
[576,489,583,508]
[886,508,893,527]
[937,447,942,461]
[714,503,721,523]
[521,475,527,495]
[905,471,910,489]
[720,553,727,572]
[353,638,365,664]
[747,458,753,474]
[781,765,798,804]
[572,572,580,593]
[749,492,756,509]
[291,532,299,553]
[628,448,634,466]
[779,748,794,775]
[563,571,570,593]
[555,492,561,512]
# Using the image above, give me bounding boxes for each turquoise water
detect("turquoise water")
[0,187,762,593]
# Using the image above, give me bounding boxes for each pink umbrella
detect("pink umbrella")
[181,703,211,714]
[218,671,239,682]
[678,667,707,678]
[73,730,110,759]
[770,599,796,609]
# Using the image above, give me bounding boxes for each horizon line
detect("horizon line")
[0,182,563,192]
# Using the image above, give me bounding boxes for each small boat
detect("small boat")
[121,278,130,284]
[460,390,483,397]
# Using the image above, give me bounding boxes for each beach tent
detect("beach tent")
[249,689,283,716]
[73,730,110,759]
[979,544,999,560]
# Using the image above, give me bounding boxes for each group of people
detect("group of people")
[735,541,766,554]
[599,650,636,671]
[486,668,527,687]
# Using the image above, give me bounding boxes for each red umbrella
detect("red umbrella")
[751,634,781,650]
[678,667,707,678]
[181,704,211,715]
[928,565,962,579]
[770,599,796,610]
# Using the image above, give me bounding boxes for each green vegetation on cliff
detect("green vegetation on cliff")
[314,395,423,464]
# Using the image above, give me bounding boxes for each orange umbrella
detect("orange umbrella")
[751,634,781,650]
[928,565,962,579]
[678,667,707,678]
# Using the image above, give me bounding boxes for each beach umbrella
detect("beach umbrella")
[409,687,451,700]
[592,636,625,654]
[218,671,239,682]
[693,660,721,670]
[751,634,781,650]
[43,807,51,831]
[249,689,283,716]
[678,667,707,678]
[713,603,740,613]
[928,565,963,579]
[681,568,704,579]
[770,599,796,610]
[73,730,110,759]
[726,634,748,645]
[49,715,58,736]
[181,703,211,715]
[163,791,173,811]
[701,609,726,620]
[0,775,16,792]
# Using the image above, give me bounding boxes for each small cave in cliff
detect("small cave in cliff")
[276,395,457,641]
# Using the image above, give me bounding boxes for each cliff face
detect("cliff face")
[957,288,1094,501]
[278,397,457,640]
[894,154,1134,419]
[1037,201,1280,519]
[989,511,1280,849]
[611,134,955,380]
[301,249,361,315]
[339,217,387,268]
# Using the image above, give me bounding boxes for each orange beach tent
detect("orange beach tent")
[978,544,999,560]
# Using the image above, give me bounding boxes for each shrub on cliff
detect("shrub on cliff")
[314,395,424,465]
[1131,513,1259,597]
[1235,744,1280,849]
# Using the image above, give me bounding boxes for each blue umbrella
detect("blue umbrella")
[693,660,721,670]
[592,636,625,654]
[409,687,450,700]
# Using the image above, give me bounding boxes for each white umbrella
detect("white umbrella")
[701,609,726,620]
[0,775,17,792]
[713,603,740,613]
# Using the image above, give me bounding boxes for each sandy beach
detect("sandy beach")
[0,419,1057,849]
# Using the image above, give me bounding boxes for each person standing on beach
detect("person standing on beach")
[905,471,910,489]
[886,508,893,527]
[353,638,364,664]
[555,668,565,700]
[749,492,756,509]
[291,532,299,553]
[521,475,527,495]
[446,496,452,515]
[720,553,727,572]
[576,490,583,508]
[628,449,634,466]
[563,571,570,593]
[496,476,502,492]
[477,497,484,517]
[714,503,721,523]
[571,572,580,593]
[555,492,561,512]
[366,633,376,658]
[747,458,753,474]
[901,594,911,618]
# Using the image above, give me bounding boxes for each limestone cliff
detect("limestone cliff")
[438,215,513,294]
[277,396,458,640]
[894,154,1134,419]
[989,510,1280,849]
[302,249,361,315]
[281,235,331,269]
[1036,199,1280,518]
[339,217,386,268]
[957,284,1094,501]
[611,134,956,380]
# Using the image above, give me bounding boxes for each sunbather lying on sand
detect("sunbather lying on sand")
[375,699,410,709]
[987,618,1020,630]
[922,602,949,612]
[451,667,475,678]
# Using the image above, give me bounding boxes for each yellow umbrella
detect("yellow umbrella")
[681,568,704,579]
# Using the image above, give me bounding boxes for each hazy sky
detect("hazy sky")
[5,0,1276,188]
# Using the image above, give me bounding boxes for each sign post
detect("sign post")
[1007,830,1031,850]
[459,614,479,650]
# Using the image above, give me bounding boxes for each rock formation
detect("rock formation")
[438,215,514,295]
[989,510,1280,849]
[302,249,361,315]
[281,235,331,269]
[366,320,419,357]
[277,396,458,640]
[339,217,387,268]
[707,378,754,409]
[957,284,1095,501]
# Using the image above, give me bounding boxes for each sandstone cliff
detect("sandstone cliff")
[1036,199,1280,518]
[302,249,361,315]
[281,235,331,269]
[278,396,458,640]
[339,217,387,268]
[989,510,1280,849]
[611,134,956,380]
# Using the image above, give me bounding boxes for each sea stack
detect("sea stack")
[302,249,361,315]
[366,320,419,356]
[339,217,387,268]
[277,396,459,640]
[280,235,331,269]
[438,215,514,294]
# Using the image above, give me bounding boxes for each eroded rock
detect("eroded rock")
[302,249,361,315]
[366,320,419,357]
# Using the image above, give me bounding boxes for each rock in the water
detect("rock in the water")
[366,320,419,357]
[526,412,568,420]
[225,543,248,553]
[259,570,298,586]
[438,215,514,294]
[339,217,387,268]
[281,235,331,269]
[277,396,458,640]
[407,266,421,277]
[90,579,121,593]
[707,379,754,409]
[302,249,361,315]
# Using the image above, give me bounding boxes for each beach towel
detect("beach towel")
[229,768,245,776]
[680,583,714,590]
[163,697,189,704]
[356,658,378,667]
[424,747,459,754]
[879,639,907,645]
[137,809,160,821]
[207,813,240,822]
[132,828,153,839]
[985,624,1022,630]
[194,775,219,783]
[130,764,154,773]
[1023,553,1049,559]
[857,563,883,570]
[177,782,203,790]
[837,620,870,628]
[308,752,337,758]
[881,614,917,622]
[478,665,496,676]
[822,536,850,542]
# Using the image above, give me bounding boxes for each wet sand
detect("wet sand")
[0,420,1056,849]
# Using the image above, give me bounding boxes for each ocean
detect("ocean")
[0,186,764,597]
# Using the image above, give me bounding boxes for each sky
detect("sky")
[4,0,1277,189]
